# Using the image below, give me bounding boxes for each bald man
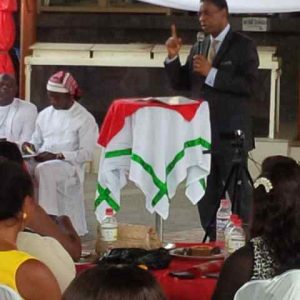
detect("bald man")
[0,73,37,145]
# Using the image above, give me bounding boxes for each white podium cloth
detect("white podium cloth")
[95,99,211,222]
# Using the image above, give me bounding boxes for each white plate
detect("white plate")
[170,247,225,260]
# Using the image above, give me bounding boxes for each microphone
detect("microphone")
[196,32,205,55]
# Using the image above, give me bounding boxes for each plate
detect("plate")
[170,247,225,260]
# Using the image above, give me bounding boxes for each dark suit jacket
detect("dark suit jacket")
[165,29,259,152]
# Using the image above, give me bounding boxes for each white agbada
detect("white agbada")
[29,101,98,235]
[0,98,37,145]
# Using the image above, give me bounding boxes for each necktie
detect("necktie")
[208,39,218,64]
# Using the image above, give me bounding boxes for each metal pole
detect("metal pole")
[155,213,163,242]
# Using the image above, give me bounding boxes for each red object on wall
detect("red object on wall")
[0,0,17,75]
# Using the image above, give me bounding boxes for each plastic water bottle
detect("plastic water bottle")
[216,199,231,245]
[100,208,118,250]
[227,218,245,256]
[224,214,239,256]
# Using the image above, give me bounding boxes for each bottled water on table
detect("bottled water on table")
[216,199,231,244]
[100,208,118,250]
[227,218,245,256]
[224,214,239,256]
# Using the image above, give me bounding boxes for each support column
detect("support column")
[298,69,300,140]
[20,0,37,99]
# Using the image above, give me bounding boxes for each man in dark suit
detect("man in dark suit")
[164,0,259,240]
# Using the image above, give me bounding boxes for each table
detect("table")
[154,259,218,300]
[75,260,218,300]
[95,97,211,228]
[75,242,221,300]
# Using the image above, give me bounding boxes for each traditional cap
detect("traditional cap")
[46,71,81,98]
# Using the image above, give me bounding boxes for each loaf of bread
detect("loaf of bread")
[188,246,221,256]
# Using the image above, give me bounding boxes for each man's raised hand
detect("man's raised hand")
[165,24,182,59]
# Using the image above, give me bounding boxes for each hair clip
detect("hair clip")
[253,177,273,193]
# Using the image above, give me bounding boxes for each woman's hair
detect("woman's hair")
[62,264,166,300]
[0,141,24,165]
[250,155,300,269]
[0,160,33,221]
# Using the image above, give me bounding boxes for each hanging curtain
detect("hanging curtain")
[138,0,300,13]
[0,0,17,75]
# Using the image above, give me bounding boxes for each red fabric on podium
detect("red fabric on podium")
[98,98,202,147]
[0,0,17,75]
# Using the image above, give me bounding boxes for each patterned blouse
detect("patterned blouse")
[251,236,277,279]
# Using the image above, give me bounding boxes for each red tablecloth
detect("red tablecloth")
[154,242,221,300]
[98,98,202,147]
[75,243,221,300]
[154,259,217,300]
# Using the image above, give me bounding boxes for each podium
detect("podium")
[95,97,211,239]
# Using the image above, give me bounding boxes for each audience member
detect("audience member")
[22,70,98,235]
[0,140,81,261]
[17,230,76,293]
[0,73,37,144]
[0,141,79,291]
[63,264,167,300]
[0,160,61,299]
[212,155,300,300]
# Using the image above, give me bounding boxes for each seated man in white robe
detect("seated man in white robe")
[22,71,99,236]
[0,73,37,145]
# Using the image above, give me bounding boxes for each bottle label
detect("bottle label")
[101,228,118,242]
[228,237,245,254]
[216,217,230,242]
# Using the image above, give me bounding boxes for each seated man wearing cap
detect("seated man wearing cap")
[23,71,98,236]
[0,73,37,145]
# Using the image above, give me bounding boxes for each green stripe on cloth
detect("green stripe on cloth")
[95,183,120,211]
[152,189,169,207]
[166,136,211,175]
[185,137,211,150]
[131,153,168,207]
[200,178,206,190]
[105,148,132,158]
[98,135,210,209]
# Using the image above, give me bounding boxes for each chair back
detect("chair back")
[0,284,22,300]
[234,270,300,300]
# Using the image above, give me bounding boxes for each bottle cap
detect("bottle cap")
[233,218,242,227]
[220,199,231,208]
[105,208,114,216]
[230,214,239,221]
